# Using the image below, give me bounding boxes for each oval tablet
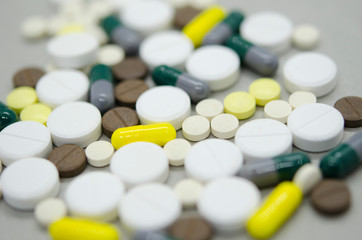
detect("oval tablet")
[293,163,322,195]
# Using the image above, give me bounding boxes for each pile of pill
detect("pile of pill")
[1,0,362,239]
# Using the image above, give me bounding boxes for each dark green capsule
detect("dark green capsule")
[0,101,18,131]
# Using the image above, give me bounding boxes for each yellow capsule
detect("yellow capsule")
[183,6,226,47]
[111,123,176,150]
[246,181,302,239]
[49,217,120,240]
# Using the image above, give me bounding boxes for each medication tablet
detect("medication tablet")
[115,79,149,109]
[235,119,292,161]
[186,45,240,91]
[211,113,239,139]
[287,103,344,152]
[174,6,201,29]
[292,24,320,50]
[34,198,67,227]
[249,78,281,106]
[36,70,89,109]
[20,103,52,125]
[1,158,60,210]
[110,142,169,187]
[86,140,114,167]
[0,121,52,166]
[47,102,102,148]
[120,183,181,232]
[168,217,212,240]
[21,16,47,39]
[13,67,45,88]
[6,86,38,114]
[163,138,191,166]
[334,96,362,128]
[185,139,243,182]
[102,107,139,138]
[86,26,109,46]
[173,178,203,208]
[293,163,322,195]
[97,44,125,66]
[224,91,256,120]
[264,100,292,123]
[283,52,338,97]
[195,98,224,120]
[112,57,148,81]
[57,23,86,35]
[136,86,191,130]
[182,115,210,141]
[190,0,217,9]
[288,91,317,109]
[197,177,261,232]
[140,31,193,69]
[241,11,293,54]
[65,172,125,222]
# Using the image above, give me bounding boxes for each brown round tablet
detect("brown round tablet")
[174,6,201,29]
[47,144,86,178]
[168,217,212,240]
[112,57,148,81]
[334,96,362,128]
[115,79,149,108]
[13,67,45,88]
[310,179,351,215]
[102,107,139,138]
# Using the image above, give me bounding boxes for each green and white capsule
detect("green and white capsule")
[90,64,114,114]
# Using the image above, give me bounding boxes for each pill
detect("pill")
[0,101,18,131]
[238,152,310,188]
[49,217,120,240]
[223,91,256,119]
[334,96,362,128]
[87,0,114,22]
[249,78,281,106]
[134,231,171,240]
[183,6,226,47]
[198,177,261,232]
[0,121,52,166]
[20,16,47,39]
[20,103,52,125]
[1,157,60,210]
[174,6,201,29]
[168,217,212,240]
[264,100,292,123]
[168,0,189,8]
[287,103,344,152]
[283,52,338,97]
[195,98,224,120]
[182,115,210,141]
[293,163,322,195]
[86,26,109,45]
[85,140,114,167]
[112,57,148,81]
[101,15,142,55]
[102,107,139,138]
[241,11,293,54]
[190,0,217,10]
[173,178,203,208]
[210,113,239,139]
[235,119,292,161]
[6,86,38,114]
[225,35,279,76]
[115,79,149,108]
[163,138,191,166]
[65,172,125,221]
[34,198,67,227]
[246,181,302,239]
[46,15,67,36]
[186,45,240,91]
[288,91,317,109]
[97,44,125,66]
[292,24,320,50]
[12,67,45,88]
[36,69,89,109]
[185,139,243,182]
[57,23,86,35]
[47,101,102,148]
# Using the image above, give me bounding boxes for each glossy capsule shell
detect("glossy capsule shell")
[247,182,303,239]
[0,101,18,131]
[111,123,176,149]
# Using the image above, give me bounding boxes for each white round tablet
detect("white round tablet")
[195,98,224,120]
[47,101,102,147]
[292,24,320,50]
[47,33,99,68]
[186,45,240,91]
[264,100,292,123]
[0,121,52,166]
[136,86,191,130]
[21,16,47,39]
[184,139,243,182]
[235,119,292,161]
[97,44,125,66]
[163,138,191,166]
[34,198,67,227]
[36,70,89,109]
[211,113,239,139]
[198,177,261,232]
[86,26,109,45]
[140,30,194,69]
[85,140,114,167]
[287,103,344,152]
[293,163,322,195]
[283,52,338,97]
[174,178,203,208]
[1,158,60,210]
[182,115,210,141]
[110,142,169,187]
[241,11,293,54]
[120,183,181,232]
[288,91,317,109]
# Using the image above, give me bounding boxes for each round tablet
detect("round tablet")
[185,139,243,182]
[85,140,114,167]
[292,24,320,50]
[20,103,52,125]
[1,158,60,210]
[182,115,210,141]
[140,30,193,69]
[224,91,256,120]
[195,98,224,120]
[334,96,362,128]
[186,45,240,91]
[211,113,239,139]
[287,103,344,152]
[293,163,322,195]
[136,86,191,130]
[34,198,67,227]
[21,16,47,39]
[114,79,149,109]
[120,183,181,232]
[173,178,203,208]
[110,142,169,187]
[235,119,292,161]
[190,0,217,9]
[13,67,45,88]
[102,107,139,138]
[6,86,38,114]
[264,100,292,123]
[288,91,317,109]
[249,78,281,106]
[168,217,212,240]
[112,57,148,81]
[197,177,261,232]
[241,11,293,54]
[36,70,89,109]
[97,44,125,66]
[47,101,102,148]
[163,139,191,166]
[65,172,125,221]
[283,52,338,97]
[47,33,99,68]
[0,121,52,166]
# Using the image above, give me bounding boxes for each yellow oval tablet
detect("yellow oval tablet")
[20,103,52,125]
[6,86,38,114]
[224,91,256,119]
[58,23,85,35]
[249,78,281,106]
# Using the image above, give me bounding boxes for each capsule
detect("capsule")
[247,181,303,239]
[320,131,362,178]
[238,152,310,188]
[225,35,279,76]
[49,217,120,240]
[0,101,18,131]
[202,11,245,45]
[90,64,114,114]
[101,15,142,55]
[152,65,209,103]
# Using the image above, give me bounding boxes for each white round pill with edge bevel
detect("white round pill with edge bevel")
[292,24,320,50]
[163,138,191,166]
[174,178,203,208]
[85,140,114,167]
[264,100,292,123]
[293,163,322,195]
[97,44,125,66]
[287,103,344,152]
[182,115,210,141]
[288,91,317,109]
[195,98,224,120]
[211,113,239,139]
[1,158,60,210]
[34,198,67,228]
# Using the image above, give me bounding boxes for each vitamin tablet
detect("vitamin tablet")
[264,100,292,123]
[223,91,256,120]
[6,86,38,114]
[195,98,224,120]
[0,102,18,131]
[97,44,125,66]
[102,107,139,138]
[21,16,47,39]
[292,24,320,50]
[210,113,239,139]
[174,6,201,29]
[173,178,203,208]
[35,198,67,227]
[20,103,52,125]
[235,119,292,161]
[115,79,149,108]
[168,217,212,240]
[86,141,114,167]
[334,96,362,128]
[293,163,322,195]
[86,25,109,46]
[182,115,210,141]
[112,57,148,81]
[288,91,317,109]
[163,138,191,166]
[249,78,281,106]
[12,67,45,88]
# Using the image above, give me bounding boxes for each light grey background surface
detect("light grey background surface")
[0,0,362,239]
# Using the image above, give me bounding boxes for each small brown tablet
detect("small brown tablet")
[115,79,149,108]
[102,107,139,138]
[168,217,212,240]
[13,67,45,88]
[174,6,201,29]
[334,96,362,128]
[112,57,148,81]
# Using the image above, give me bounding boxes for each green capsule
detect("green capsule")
[0,101,18,131]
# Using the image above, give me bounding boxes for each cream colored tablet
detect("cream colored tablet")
[264,100,292,123]
[292,24,320,50]
[21,16,47,39]
[195,98,224,120]
[163,139,191,166]
[211,113,239,139]
[174,178,204,208]
[34,198,67,228]
[182,115,210,141]
[293,163,322,195]
[97,44,125,66]
[85,141,115,167]
[288,91,317,109]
